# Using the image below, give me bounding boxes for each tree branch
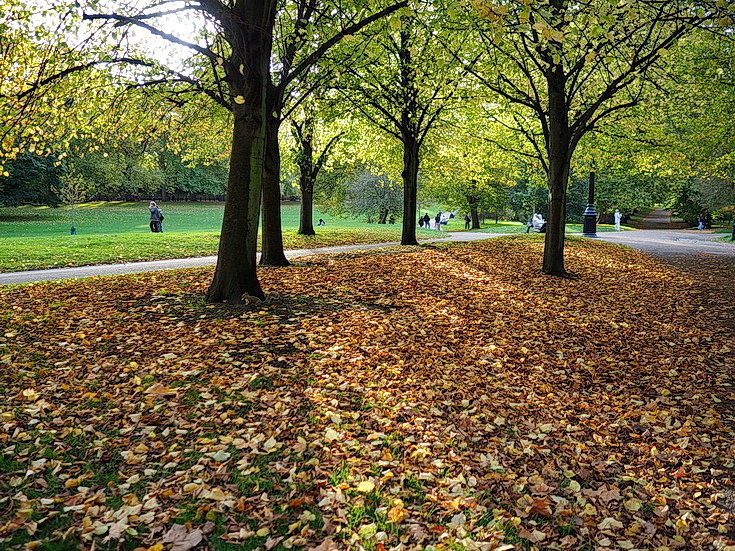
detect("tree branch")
[282,1,408,90]
[82,12,217,62]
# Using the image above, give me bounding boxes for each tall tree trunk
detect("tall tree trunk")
[206,104,266,303]
[295,121,316,235]
[467,195,480,229]
[470,205,480,229]
[378,208,388,224]
[260,96,289,266]
[206,1,276,303]
[157,150,167,202]
[542,62,570,276]
[298,179,315,235]
[401,138,419,245]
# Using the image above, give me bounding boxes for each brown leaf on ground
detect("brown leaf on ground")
[1,237,733,550]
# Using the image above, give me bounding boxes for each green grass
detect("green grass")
[0,202,632,272]
[0,202,441,272]
[712,225,735,242]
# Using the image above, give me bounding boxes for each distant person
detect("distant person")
[149,201,164,232]
[434,212,441,230]
[697,215,704,230]
[464,214,471,230]
[423,213,430,228]
[317,218,326,226]
[614,209,622,231]
[527,213,544,233]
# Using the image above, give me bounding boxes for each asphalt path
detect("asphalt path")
[596,228,735,263]
[0,231,502,286]
[2,222,732,286]
[594,207,734,263]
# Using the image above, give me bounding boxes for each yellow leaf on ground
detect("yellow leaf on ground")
[357,480,375,493]
[387,506,406,523]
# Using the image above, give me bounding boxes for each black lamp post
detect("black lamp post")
[582,169,598,238]
[731,216,734,241]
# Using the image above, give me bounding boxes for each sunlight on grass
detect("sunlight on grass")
[0,202,632,272]
[0,203,449,271]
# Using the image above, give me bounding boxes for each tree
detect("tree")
[290,106,344,235]
[0,152,64,207]
[10,0,407,301]
[343,168,404,223]
[77,0,407,300]
[465,0,729,275]
[653,30,735,215]
[260,1,409,266]
[336,4,474,245]
[424,104,519,227]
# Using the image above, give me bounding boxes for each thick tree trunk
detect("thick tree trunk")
[542,63,571,276]
[467,195,480,229]
[401,138,419,245]
[260,98,289,266]
[296,125,316,235]
[470,207,480,229]
[206,1,276,303]
[299,182,315,235]
[378,209,388,224]
[206,104,266,303]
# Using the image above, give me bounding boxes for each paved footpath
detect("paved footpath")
[594,208,734,262]
[3,219,733,286]
[0,231,502,286]
[596,228,735,262]
[596,209,735,333]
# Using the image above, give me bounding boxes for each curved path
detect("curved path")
[596,209,734,332]
[596,228,734,261]
[627,207,690,230]
[3,216,733,286]
[0,231,502,286]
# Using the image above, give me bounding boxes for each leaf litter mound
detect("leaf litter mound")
[0,237,733,551]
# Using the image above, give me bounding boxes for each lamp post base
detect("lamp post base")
[582,207,598,238]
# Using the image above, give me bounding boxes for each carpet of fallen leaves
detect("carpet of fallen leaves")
[1,237,734,551]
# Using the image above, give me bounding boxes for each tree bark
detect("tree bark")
[294,119,316,235]
[260,90,289,266]
[471,208,480,229]
[542,61,571,276]
[206,1,277,303]
[467,195,480,229]
[378,208,388,224]
[400,137,419,245]
[206,103,266,303]
[299,183,315,235]
[297,133,315,236]
[470,209,480,230]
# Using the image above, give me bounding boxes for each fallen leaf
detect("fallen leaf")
[162,525,203,551]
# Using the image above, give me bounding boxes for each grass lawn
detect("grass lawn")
[1,202,632,272]
[0,202,441,272]
[712,225,734,242]
[0,237,732,550]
